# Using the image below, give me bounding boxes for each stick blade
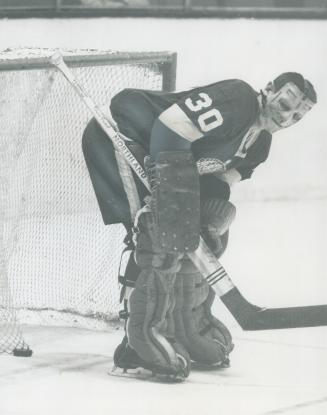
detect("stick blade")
[221,287,327,330]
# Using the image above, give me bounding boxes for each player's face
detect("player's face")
[263,82,314,132]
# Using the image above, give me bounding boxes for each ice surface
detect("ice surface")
[0,15,326,415]
[1,324,327,415]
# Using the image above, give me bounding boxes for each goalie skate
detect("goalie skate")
[112,336,188,382]
[109,365,185,383]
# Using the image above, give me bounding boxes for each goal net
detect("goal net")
[0,48,177,356]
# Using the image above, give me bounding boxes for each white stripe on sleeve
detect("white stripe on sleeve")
[159,103,203,142]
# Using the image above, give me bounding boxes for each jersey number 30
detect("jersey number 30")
[185,92,223,133]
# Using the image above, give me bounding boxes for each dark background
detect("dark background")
[0,0,326,19]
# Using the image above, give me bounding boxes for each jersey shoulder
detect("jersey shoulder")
[205,79,258,111]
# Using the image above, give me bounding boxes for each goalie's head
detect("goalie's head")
[261,72,317,132]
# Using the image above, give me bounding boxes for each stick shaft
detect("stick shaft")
[49,52,234,293]
[50,52,150,191]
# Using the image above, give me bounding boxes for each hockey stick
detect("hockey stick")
[50,52,327,330]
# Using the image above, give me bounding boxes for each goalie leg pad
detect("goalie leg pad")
[133,205,183,272]
[173,259,234,366]
[127,267,191,377]
[148,151,200,253]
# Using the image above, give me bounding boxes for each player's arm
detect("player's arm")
[150,86,226,159]
[146,88,226,252]
[233,131,272,181]
[149,117,192,157]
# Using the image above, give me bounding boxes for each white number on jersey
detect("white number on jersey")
[185,92,223,133]
[198,108,223,132]
[185,92,212,112]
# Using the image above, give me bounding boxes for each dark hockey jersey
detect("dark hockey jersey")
[82,80,273,225]
[110,79,272,180]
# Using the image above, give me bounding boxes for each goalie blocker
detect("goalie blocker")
[145,151,201,253]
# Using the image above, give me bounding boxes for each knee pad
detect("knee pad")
[173,259,234,366]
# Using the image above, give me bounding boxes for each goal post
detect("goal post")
[0,48,177,356]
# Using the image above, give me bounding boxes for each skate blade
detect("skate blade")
[109,366,185,383]
[191,358,231,371]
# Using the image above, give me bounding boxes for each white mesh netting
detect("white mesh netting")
[0,48,175,355]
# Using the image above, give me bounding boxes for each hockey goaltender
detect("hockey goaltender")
[81,72,316,381]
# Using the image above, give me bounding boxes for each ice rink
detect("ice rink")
[0,15,327,415]
[1,323,327,415]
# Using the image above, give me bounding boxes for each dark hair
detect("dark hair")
[273,72,317,104]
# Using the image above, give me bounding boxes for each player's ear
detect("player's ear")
[264,81,274,93]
